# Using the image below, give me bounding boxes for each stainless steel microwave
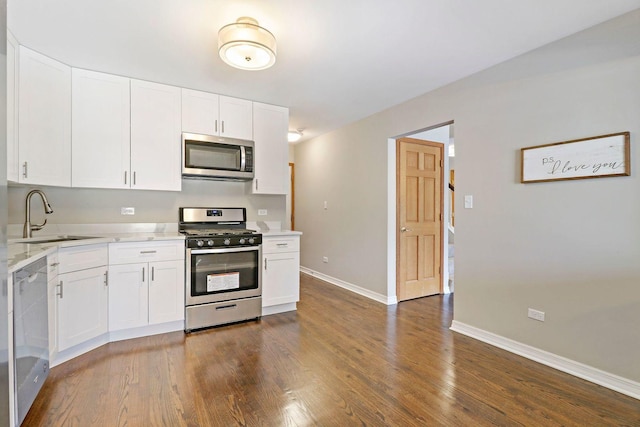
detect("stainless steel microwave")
[182,133,254,181]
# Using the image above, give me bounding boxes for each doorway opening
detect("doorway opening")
[387,122,455,302]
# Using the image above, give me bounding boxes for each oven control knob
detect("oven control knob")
[224,238,231,245]
[248,238,255,244]
[196,240,204,247]
[207,240,214,246]
[239,238,246,244]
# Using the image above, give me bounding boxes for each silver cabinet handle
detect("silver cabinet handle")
[124,171,127,185]
[104,270,108,286]
[23,161,28,178]
[140,250,157,254]
[49,262,59,267]
[276,243,288,247]
[151,266,155,282]
[142,267,145,282]
[215,119,218,133]
[221,120,225,134]
[133,171,137,185]
[255,179,259,191]
[264,258,268,270]
[57,281,63,298]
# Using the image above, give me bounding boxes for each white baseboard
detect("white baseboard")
[109,320,184,343]
[300,267,397,305]
[450,320,640,400]
[51,321,184,367]
[262,302,297,316]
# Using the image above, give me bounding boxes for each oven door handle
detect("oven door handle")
[190,246,260,255]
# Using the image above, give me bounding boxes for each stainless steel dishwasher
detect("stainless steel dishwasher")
[13,257,49,425]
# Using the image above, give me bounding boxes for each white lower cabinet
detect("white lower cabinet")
[262,235,300,314]
[58,265,108,351]
[148,260,185,324]
[108,262,148,330]
[56,244,109,352]
[108,241,185,331]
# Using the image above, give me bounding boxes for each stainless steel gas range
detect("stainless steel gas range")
[180,207,262,332]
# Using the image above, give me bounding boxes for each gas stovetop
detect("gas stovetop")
[181,229,258,237]
[179,207,262,248]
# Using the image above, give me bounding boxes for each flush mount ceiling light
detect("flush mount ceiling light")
[287,129,303,143]
[218,17,277,71]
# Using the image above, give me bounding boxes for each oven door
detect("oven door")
[186,246,262,305]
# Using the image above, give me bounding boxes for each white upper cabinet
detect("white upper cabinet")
[130,79,182,191]
[72,69,131,189]
[181,88,219,136]
[18,46,71,187]
[252,102,289,194]
[219,95,253,140]
[7,32,19,182]
[182,88,253,140]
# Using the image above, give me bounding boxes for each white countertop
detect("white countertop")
[261,230,302,237]
[8,225,302,273]
[8,232,184,273]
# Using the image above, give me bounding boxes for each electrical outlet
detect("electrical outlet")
[322,256,329,263]
[121,207,135,215]
[527,308,545,322]
[258,209,268,216]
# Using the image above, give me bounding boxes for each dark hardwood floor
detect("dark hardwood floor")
[24,274,640,426]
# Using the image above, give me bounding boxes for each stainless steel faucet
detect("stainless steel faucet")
[23,189,54,238]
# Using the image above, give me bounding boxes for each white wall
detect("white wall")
[295,10,640,383]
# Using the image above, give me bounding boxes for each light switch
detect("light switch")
[258,209,268,216]
[464,195,473,209]
[323,201,328,210]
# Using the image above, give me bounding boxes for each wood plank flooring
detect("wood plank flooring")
[24,274,640,426]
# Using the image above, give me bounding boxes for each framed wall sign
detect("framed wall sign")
[521,132,630,183]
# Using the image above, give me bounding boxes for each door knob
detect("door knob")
[400,227,411,232]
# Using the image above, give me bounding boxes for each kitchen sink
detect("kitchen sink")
[14,235,99,244]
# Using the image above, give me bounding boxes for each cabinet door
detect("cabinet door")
[7,31,19,182]
[72,69,131,189]
[18,46,72,187]
[262,251,300,307]
[252,102,288,194]
[108,263,149,331]
[47,252,59,360]
[130,79,182,191]
[219,95,252,140]
[58,266,108,351]
[148,260,185,324]
[181,88,219,135]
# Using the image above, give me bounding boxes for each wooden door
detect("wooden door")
[397,138,443,301]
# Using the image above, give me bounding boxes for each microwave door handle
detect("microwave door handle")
[240,146,246,172]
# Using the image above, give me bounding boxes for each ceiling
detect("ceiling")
[8,1,640,142]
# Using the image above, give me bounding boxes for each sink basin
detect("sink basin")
[15,235,99,244]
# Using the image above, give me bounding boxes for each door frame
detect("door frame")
[395,137,445,300]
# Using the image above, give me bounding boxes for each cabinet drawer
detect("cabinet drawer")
[59,244,108,273]
[109,240,184,264]
[263,237,299,253]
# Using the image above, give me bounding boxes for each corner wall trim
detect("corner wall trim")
[450,320,640,401]
[300,267,397,305]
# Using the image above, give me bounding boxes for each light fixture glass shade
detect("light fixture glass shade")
[288,130,302,143]
[218,17,277,71]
